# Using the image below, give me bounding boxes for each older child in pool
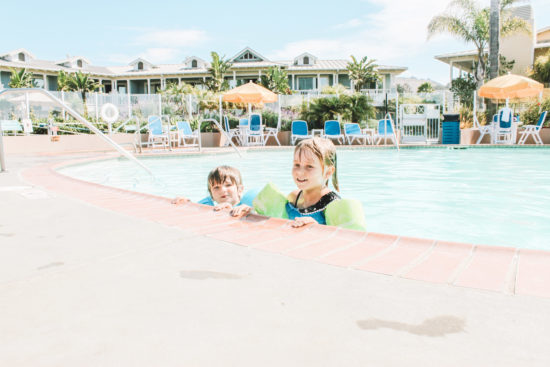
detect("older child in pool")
[234,137,366,230]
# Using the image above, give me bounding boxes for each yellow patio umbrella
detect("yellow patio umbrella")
[222,81,278,104]
[478,74,543,100]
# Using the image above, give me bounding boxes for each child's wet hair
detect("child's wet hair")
[207,166,243,195]
[294,137,339,191]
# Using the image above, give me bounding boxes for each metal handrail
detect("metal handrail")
[385,113,400,151]
[200,118,242,158]
[0,88,152,175]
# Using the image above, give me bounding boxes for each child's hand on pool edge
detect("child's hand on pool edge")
[230,204,252,218]
[172,197,189,205]
[214,202,233,211]
[291,216,318,228]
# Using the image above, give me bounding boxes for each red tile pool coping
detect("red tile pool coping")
[20,155,550,299]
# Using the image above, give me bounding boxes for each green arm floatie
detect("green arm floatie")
[253,182,289,219]
[325,199,367,231]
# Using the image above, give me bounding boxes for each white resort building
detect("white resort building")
[434,3,550,84]
[0,47,407,94]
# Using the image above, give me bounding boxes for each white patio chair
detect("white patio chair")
[264,117,281,146]
[518,111,547,145]
[176,121,199,147]
[493,108,514,144]
[474,114,494,144]
[247,113,265,146]
[222,116,241,147]
[146,115,169,149]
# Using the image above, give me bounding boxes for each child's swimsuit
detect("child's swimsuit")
[285,190,341,225]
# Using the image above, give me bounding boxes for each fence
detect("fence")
[398,104,441,144]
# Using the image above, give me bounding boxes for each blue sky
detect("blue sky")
[3,0,549,84]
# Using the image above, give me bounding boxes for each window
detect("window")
[238,51,260,62]
[298,77,315,90]
[137,62,144,70]
[18,52,25,62]
[77,60,83,68]
[191,59,197,68]
[303,56,309,65]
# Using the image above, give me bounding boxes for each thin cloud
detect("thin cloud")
[333,18,363,29]
[271,0,455,63]
[137,29,208,47]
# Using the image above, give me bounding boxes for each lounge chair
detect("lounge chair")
[518,111,547,145]
[264,117,282,146]
[247,113,265,146]
[223,116,241,146]
[291,120,313,145]
[473,114,495,144]
[322,120,344,144]
[373,119,397,145]
[176,121,199,147]
[493,108,514,144]
[146,115,169,149]
[344,123,372,145]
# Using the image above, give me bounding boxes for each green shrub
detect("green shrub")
[299,94,374,129]
[520,97,550,126]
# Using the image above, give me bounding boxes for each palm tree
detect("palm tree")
[207,52,232,92]
[427,0,530,86]
[260,66,291,94]
[8,68,34,88]
[57,70,72,91]
[63,71,102,117]
[417,82,434,93]
[489,0,500,80]
[346,56,379,92]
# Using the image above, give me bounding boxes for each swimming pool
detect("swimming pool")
[58,147,550,250]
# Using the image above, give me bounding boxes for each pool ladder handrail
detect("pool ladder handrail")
[0,88,152,175]
[385,112,400,151]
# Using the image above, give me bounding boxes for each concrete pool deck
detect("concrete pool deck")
[2,152,550,366]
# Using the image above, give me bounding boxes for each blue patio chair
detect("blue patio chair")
[322,120,344,144]
[494,108,514,144]
[176,121,199,147]
[344,122,372,145]
[291,120,313,145]
[146,115,169,149]
[239,118,249,127]
[373,119,396,145]
[518,110,547,145]
[0,120,23,136]
[223,115,241,146]
[247,113,265,146]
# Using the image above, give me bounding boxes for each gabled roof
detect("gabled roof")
[182,56,209,69]
[293,52,318,64]
[129,58,156,68]
[0,48,36,61]
[230,47,269,63]
[55,56,92,66]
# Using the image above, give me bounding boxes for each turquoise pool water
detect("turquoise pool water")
[58,147,550,250]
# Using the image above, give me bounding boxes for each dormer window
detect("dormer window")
[303,56,309,65]
[77,59,83,68]
[137,62,144,70]
[191,59,197,68]
[242,52,254,60]
[18,52,25,62]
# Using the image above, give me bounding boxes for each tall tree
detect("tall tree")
[207,52,232,92]
[346,56,380,92]
[63,71,102,117]
[260,66,291,94]
[530,50,550,84]
[427,0,530,86]
[489,0,500,80]
[8,68,34,88]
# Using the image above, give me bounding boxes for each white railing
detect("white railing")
[398,104,441,144]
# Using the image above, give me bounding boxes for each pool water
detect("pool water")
[58,148,550,250]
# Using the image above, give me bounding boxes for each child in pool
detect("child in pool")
[285,137,341,227]
[233,137,341,227]
[172,165,252,213]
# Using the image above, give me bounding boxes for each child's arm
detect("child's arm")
[291,216,318,227]
[213,202,233,211]
[171,197,190,205]
[230,204,252,218]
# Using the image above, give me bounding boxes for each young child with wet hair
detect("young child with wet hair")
[173,165,253,213]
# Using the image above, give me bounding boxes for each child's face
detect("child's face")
[292,150,334,192]
[209,178,243,206]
